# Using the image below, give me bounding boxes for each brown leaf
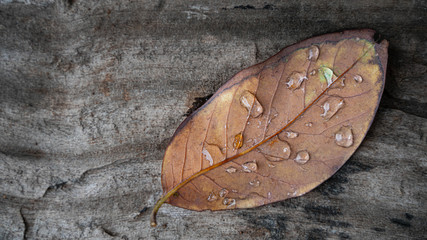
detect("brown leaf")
[151,29,388,226]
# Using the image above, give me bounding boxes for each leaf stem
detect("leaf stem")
[150,44,374,227]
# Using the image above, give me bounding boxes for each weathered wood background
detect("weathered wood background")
[1,1,426,239]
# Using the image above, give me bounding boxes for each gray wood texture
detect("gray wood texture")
[0,1,426,239]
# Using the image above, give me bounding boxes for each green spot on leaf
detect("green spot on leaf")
[319,66,336,86]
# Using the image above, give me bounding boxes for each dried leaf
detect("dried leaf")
[151,29,388,226]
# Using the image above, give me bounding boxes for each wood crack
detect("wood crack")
[19,208,29,240]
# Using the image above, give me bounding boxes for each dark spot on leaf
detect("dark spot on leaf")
[185,94,213,116]
[307,228,328,240]
[390,218,411,227]
[234,5,255,10]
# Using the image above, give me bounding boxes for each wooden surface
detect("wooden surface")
[0,1,426,239]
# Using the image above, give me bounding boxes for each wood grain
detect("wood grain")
[0,1,426,239]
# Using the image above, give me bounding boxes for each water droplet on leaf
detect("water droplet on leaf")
[259,137,291,161]
[320,97,345,120]
[353,74,363,83]
[305,122,313,127]
[207,191,218,202]
[271,107,279,119]
[225,167,237,173]
[249,179,260,187]
[222,198,236,207]
[335,126,353,147]
[278,130,299,140]
[240,91,264,118]
[242,161,258,172]
[309,69,317,76]
[331,77,346,89]
[286,72,307,90]
[202,147,214,166]
[267,162,276,168]
[233,132,243,150]
[294,150,310,164]
[219,188,229,197]
[308,45,320,61]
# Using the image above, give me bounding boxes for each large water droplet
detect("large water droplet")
[260,138,291,161]
[353,75,363,83]
[286,72,307,90]
[240,91,263,118]
[335,126,353,147]
[320,97,345,120]
[278,130,299,140]
[219,188,229,197]
[308,45,320,61]
[207,191,218,202]
[249,178,260,187]
[233,132,243,150]
[242,161,258,172]
[222,198,236,208]
[225,166,237,174]
[294,150,310,164]
[202,148,214,166]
